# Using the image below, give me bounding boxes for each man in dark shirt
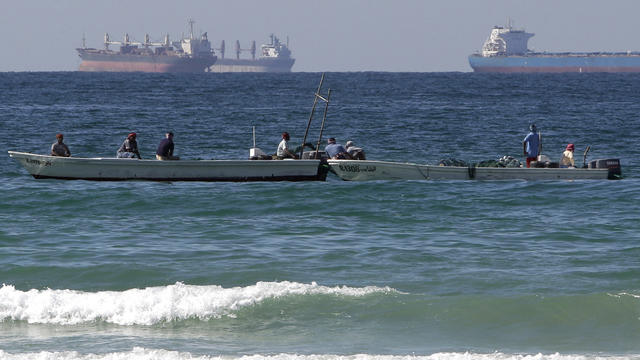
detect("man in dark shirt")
[156,132,179,160]
[51,133,71,157]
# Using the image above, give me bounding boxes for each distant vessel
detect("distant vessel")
[468,23,640,73]
[209,34,295,72]
[77,20,216,73]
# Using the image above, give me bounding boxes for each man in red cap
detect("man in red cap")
[560,143,575,167]
[50,133,71,157]
[276,132,298,159]
[117,132,142,159]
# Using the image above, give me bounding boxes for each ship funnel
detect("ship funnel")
[164,34,170,47]
[124,33,130,44]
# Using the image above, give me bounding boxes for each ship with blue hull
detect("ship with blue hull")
[469,24,640,73]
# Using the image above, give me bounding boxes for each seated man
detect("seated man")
[560,143,575,167]
[345,140,366,160]
[117,132,142,159]
[156,132,180,160]
[276,132,298,159]
[324,138,352,159]
[51,133,71,157]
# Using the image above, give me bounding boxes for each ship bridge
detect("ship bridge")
[482,26,534,56]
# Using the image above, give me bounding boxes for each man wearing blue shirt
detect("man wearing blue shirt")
[325,138,352,159]
[522,124,541,168]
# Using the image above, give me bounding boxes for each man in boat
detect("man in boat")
[50,133,71,157]
[117,132,142,159]
[345,140,366,160]
[560,143,575,168]
[325,138,353,160]
[156,132,180,160]
[522,124,541,168]
[276,132,298,159]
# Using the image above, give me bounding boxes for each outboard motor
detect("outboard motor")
[589,158,622,179]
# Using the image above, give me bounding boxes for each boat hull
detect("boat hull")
[468,54,640,73]
[77,49,217,73]
[328,160,614,181]
[8,151,327,182]
[209,57,295,72]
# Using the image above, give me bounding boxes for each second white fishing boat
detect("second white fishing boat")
[328,159,621,181]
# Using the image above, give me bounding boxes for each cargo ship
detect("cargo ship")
[77,20,216,73]
[468,24,640,73]
[209,34,295,72]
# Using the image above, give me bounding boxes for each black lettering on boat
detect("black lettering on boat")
[338,164,376,173]
[25,158,52,167]
[339,164,361,172]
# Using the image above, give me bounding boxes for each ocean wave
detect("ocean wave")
[0,281,395,325]
[1,349,640,360]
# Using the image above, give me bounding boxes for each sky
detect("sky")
[2,0,640,72]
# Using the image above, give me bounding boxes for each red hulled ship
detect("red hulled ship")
[77,20,216,73]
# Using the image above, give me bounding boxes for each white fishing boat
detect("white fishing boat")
[328,159,621,181]
[8,151,328,182]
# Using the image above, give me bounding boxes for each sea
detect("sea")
[0,72,639,360]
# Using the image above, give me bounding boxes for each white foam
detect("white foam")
[0,350,639,360]
[610,292,640,299]
[0,281,395,325]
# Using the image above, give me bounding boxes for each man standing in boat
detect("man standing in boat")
[522,124,541,168]
[51,133,71,157]
[156,132,180,160]
[117,132,142,159]
[277,132,298,159]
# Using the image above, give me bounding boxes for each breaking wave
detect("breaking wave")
[0,281,395,325]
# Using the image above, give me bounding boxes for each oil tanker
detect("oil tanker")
[468,24,640,73]
[209,34,295,72]
[77,20,216,73]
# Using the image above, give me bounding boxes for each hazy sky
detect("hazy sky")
[2,0,640,72]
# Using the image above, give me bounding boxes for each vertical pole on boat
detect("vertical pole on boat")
[538,131,542,161]
[315,88,332,157]
[300,73,325,159]
[252,126,256,148]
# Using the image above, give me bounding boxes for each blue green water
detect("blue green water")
[1,72,639,360]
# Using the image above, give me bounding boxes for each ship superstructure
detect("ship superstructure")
[209,34,295,72]
[77,20,217,73]
[469,23,640,73]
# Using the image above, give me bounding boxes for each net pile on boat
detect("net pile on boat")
[475,155,522,168]
[438,158,468,167]
[438,156,522,168]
